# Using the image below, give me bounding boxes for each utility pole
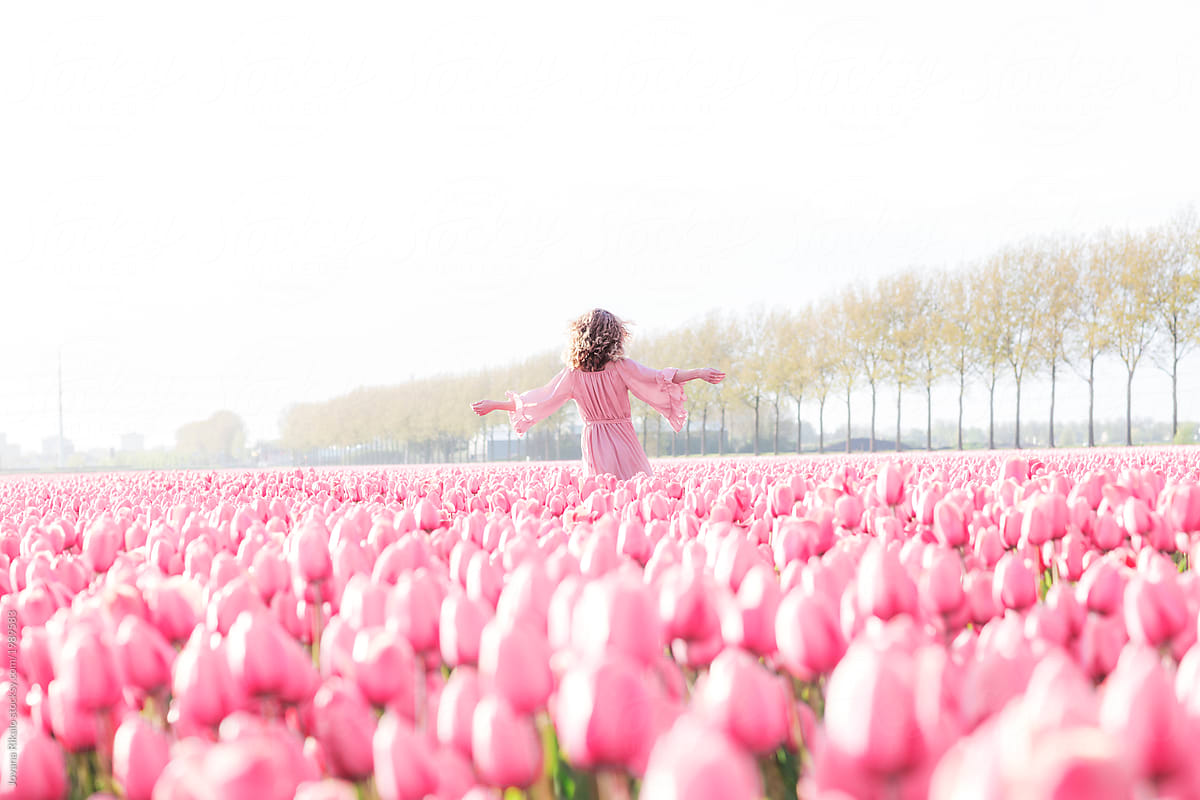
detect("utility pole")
[58,350,64,469]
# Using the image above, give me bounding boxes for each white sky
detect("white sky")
[2,0,1199,451]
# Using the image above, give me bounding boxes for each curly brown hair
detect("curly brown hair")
[565,308,630,372]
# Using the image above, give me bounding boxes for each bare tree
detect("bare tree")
[1035,236,1081,449]
[879,270,922,452]
[969,261,1008,449]
[1065,237,1114,446]
[729,309,770,456]
[941,270,974,450]
[1101,229,1157,445]
[913,270,951,450]
[843,283,887,451]
[1149,208,1200,440]
[811,305,838,454]
[774,308,812,454]
[1000,243,1043,448]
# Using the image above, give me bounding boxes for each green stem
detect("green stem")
[311,584,324,664]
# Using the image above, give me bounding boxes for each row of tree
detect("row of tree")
[278,208,1200,460]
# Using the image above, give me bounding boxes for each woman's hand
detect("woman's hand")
[471,400,497,416]
[698,367,725,384]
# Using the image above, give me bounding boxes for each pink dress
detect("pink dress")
[506,358,687,481]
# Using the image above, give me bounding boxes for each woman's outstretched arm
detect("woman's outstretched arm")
[670,367,725,385]
[472,367,574,435]
[471,398,516,415]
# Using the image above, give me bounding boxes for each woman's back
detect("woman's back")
[571,360,638,423]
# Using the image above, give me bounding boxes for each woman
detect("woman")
[471,308,725,480]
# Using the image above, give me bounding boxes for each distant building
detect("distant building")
[120,432,145,452]
[42,435,74,458]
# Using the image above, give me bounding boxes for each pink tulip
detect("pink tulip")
[206,576,266,636]
[19,626,54,690]
[204,736,301,800]
[288,519,332,584]
[933,498,968,548]
[172,626,243,728]
[1123,573,1188,647]
[477,619,552,715]
[415,497,442,531]
[876,462,905,507]
[56,626,121,712]
[992,552,1037,611]
[146,576,199,643]
[350,628,416,710]
[336,574,388,630]
[693,649,788,754]
[1099,645,1189,779]
[776,585,845,679]
[555,653,653,770]
[1002,455,1028,482]
[824,641,923,774]
[640,716,762,800]
[225,611,289,698]
[770,482,796,516]
[439,591,491,667]
[114,615,175,694]
[311,678,376,780]
[388,570,443,654]
[1076,559,1124,615]
[11,723,68,800]
[471,694,543,789]
[920,548,965,616]
[494,561,554,635]
[570,573,662,666]
[1074,613,1128,681]
[834,493,865,530]
[719,563,781,655]
[112,716,170,800]
[436,667,481,759]
[856,542,918,621]
[82,516,121,572]
[1092,513,1124,551]
[45,679,98,752]
[1163,483,1200,532]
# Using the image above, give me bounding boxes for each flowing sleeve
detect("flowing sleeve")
[617,359,687,433]
[505,368,574,436]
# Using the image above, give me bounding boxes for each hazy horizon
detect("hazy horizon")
[3,1,1199,453]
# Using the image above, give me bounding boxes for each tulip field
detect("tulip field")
[4,450,1200,800]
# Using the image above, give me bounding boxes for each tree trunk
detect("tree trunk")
[507,427,512,461]
[926,383,933,451]
[685,416,691,456]
[1126,368,1134,446]
[869,381,877,453]
[702,407,708,456]
[988,378,995,450]
[642,415,649,451]
[957,369,964,451]
[845,385,852,454]
[1172,349,1180,439]
[1049,360,1056,448]
[719,406,725,456]
[1088,356,1095,447]
[773,400,780,455]
[753,395,760,457]
[796,396,803,454]
[1014,374,1022,449]
[818,397,825,454]
[656,417,662,458]
[895,384,902,453]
